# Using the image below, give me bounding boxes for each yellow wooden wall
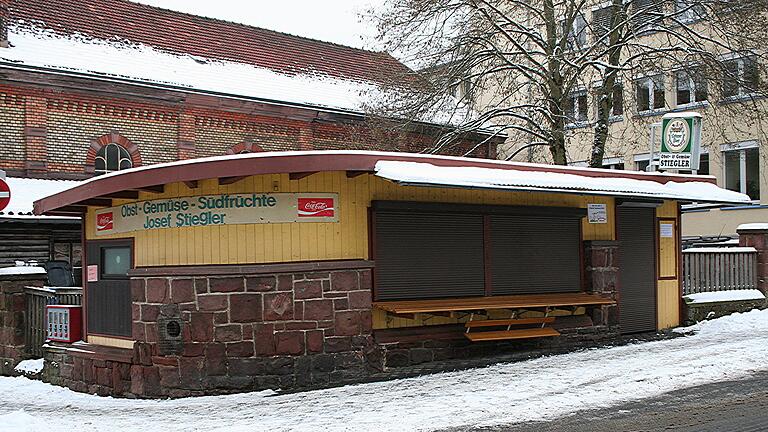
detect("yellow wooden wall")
[85,171,617,266]
[84,171,681,328]
[656,200,680,329]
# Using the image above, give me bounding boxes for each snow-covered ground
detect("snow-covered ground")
[684,289,766,304]
[13,359,44,375]
[2,309,768,432]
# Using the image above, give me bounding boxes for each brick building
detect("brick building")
[0,0,497,267]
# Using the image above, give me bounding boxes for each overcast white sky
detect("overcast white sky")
[133,0,384,49]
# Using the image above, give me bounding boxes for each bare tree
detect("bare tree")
[368,0,768,167]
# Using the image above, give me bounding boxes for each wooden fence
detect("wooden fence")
[682,247,758,295]
[24,286,83,357]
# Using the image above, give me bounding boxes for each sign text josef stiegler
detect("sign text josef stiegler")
[95,193,338,235]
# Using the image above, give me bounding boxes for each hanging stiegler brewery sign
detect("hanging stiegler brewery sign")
[659,112,703,171]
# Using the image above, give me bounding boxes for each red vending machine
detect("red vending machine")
[46,305,83,343]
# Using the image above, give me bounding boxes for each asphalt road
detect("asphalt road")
[457,371,768,432]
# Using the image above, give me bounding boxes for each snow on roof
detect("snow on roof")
[1,177,80,219]
[11,0,409,82]
[737,223,768,231]
[36,149,711,192]
[0,265,46,276]
[1,24,378,114]
[683,247,757,253]
[374,161,752,204]
[684,289,766,305]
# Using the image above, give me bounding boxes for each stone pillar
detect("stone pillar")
[0,273,47,375]
[737,225,768,294]
[584,240,620,327]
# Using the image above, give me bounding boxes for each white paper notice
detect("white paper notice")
[660,223,675,238]
[87,265,98,282]
[587,203,607,224]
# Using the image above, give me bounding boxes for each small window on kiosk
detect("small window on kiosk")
[101,247,131,277]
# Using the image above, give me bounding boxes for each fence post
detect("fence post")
[737,225,768,295]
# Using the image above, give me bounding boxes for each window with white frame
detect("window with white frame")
[635,75,665,112]
[565,90,589,123]
[722,56,759,99]
[722,143,760,200]
[634,153,658,171]
[594,83,624,119]
[675,0,705,23]
[676,68,708,105]
[449,79,472,100]
[94,143,133,174]
[678,153,710,175]
[562,14,587,50]
[602,156,625,170]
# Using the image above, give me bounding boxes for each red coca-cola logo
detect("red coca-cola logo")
[298,198,334,217]
[96,212,114,231]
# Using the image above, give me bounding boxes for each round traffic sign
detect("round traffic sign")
[0,178,10,212]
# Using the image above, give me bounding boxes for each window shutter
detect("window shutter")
[374,211,486,300]
[490,216,581,295]
[592,6,614,38]
[631,0,664,32]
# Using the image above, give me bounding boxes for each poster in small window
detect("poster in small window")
[660,223,674,238]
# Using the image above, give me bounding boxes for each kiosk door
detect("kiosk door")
[617,207,657,334]
[85,240,133,337]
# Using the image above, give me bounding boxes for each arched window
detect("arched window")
[95,143,133,174]
[85,133,141,176]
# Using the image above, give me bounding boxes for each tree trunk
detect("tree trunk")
[589,0,625,168]
[590,88,611,168]
[550,122,568,165]
[543,0,568,165]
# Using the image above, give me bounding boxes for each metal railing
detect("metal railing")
[23,286,83,357]
[682,247,758,295]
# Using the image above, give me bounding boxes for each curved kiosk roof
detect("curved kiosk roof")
[34,151,750,216]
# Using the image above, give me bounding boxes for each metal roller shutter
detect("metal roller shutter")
[374,211,485,300]
[490,215,581,295]
[617,207,657,334]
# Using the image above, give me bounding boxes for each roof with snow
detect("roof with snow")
[1,177,80,220]
[33,151,750,216]
[10,0,408,82]
[0,0,415,116]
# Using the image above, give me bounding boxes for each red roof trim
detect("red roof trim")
[33,151,716,215]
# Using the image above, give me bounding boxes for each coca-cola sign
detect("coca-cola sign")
[96,212,114,232]
[297,198,335,218]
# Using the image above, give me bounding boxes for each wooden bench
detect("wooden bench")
[374,292,615,342]
[465,327,561,342]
